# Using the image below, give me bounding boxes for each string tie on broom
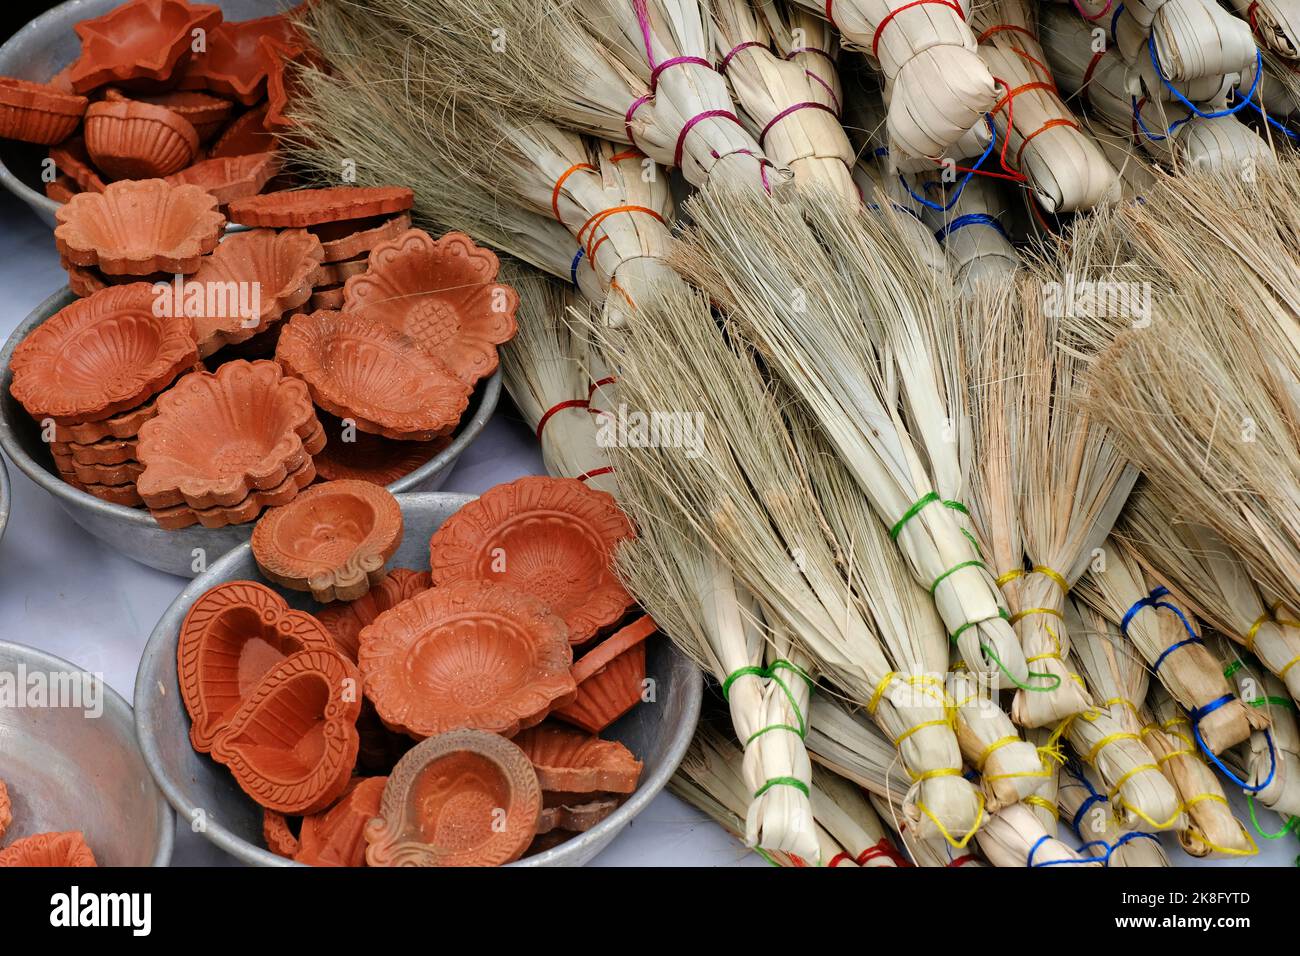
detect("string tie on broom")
[1147,39,1261,121]
[1027,833,1098,866]
[1189,694,1278,792]
[934,212,1009,243]
[1246,793,1298,839]
[1131,97,1190,143]
[569,248,587,287]
[1067,0,1115,22]
[722,658,815,745]
[718,41,766,74]
[1245,607,1300,677]
[1023,795,1060,820]
[829,838,914,867]
[867,0,968,58]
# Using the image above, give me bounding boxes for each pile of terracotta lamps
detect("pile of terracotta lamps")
[180,474,654,866]
[0,780,98,867]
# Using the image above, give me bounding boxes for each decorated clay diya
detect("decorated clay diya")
[164,151,282,204]
[210,647,361,815]
[66,0,223,94]
[315,567,430,662]
[364,729,541,867]
[84,97,200,179]
[151,457,318,529]
[50,394,157,446]
[55,179,225,276]
[0,78,87,145]
[0,831,98,867]
[512,723,643,794]
[177,13,301,104]
[51,435,137,467]
[428,476,635,645]
[183,228,323,357]
[343,229,518,386]
[275,310,472,441]
[136,359,322,511]
[311,213,412,263]
[263,809,300,859]
[553,615,655,733]
[228,186,414,228]
[207,103,275,158]
[8,283,198,424]
[311,413,447,486]
[251,479,404,603]
[295,776,386,867]
[357,580,576,739]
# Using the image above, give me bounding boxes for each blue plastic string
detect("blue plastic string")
[1027,834,1099,867]
[1189,695,1278,793]
[898,115,998,213]
[1148,38,1259,120]
[1120,586,1204,673]
[934,212,1008,243]
[1108,4,1124,43]
[569,247,585,287]
[1131,97,1190,142]
[1233,96,1300,140]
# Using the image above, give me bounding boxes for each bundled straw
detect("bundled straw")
[913,173,1020,294]
[811,766,909,865]
[673,183,1031,690]
[851,160,951,273]
[1217,640,1300,819]
[1118,484,1300,703]
[785,0,999,158]
[1144,683,1259,857]
[976,802,1101,867]
[1077,540,1266,755]
[946,670,1052,811]
[971,0,1119,212]
[1234,0,1300,59]
[758,0,845,112]
[1057,761,1170,865]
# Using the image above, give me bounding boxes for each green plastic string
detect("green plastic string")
[890,491,940,540]
[981,642,1062,693]
[754,775,811,798]
[722,659,814,742]
[1246,794,1297,839]
[1224,659,1244,679]
[950,607,1010,644]
[930,560,988,596]
[1249,696,1296,711]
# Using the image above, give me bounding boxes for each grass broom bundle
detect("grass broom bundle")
[1235,0,1300,59]
[865,794,987,865]
[1118,484,1300,703]
[1021,726,1064,830]
[1260,48,1300,117]
[1078,540,1266,755]
[912,173,1020,295]
[757,0,845,112]
[811,765,909,865]
[710,0,858,199]
[1060,600,1186,830]
[783,0,999,159]
[1056,761,1171,865]
[946,670,1052,811]
[672,182,1031,691]
[1116,0,1258,85]
[595,279,985,846]
[850,162,950,273]
[1143,683,1259,857]
[1216,639,1300,818]
[976,802,1101,866]
[970,0,1119,212]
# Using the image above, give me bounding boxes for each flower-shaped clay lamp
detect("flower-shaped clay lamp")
[66,0,223,94]
[315,567,430,662]
[0,831,97,867]
[512,723,643,794]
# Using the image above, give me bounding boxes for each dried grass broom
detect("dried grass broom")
[946,669,1053,812]
[758,0,845,113]
[1234,0,1300,59]
[1216,639,1300,818]
[1057,760,1171,865]
[977,802,1101,866]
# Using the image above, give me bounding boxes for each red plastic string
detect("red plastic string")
[803,70,843,114]
[951,78,1028,183]
[575,465,615,483]
[1247,0,1260,31]
[1015,117,1079,167]
[1009,46,1055,80]
[976,22,1035,43]
[824,0,837,28]
[551,162,596,223]
[625,94,652,151]
[576,204,667,260]
[947,854,978,867]
[1069,0,1114,21]
[588,376,617,399]
[1081,48,1106,104]
[719,40,766,73]
[759,101,837,146]
[872,0,966,58]
[856,838,913,867]
[536,399,588,441]
[608,148,643,163]
[827,851,853,867]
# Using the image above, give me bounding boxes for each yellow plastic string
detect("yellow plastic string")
[911,766,963,783]
[1246,609,1270,654]
[893,718,953,748]
[1181,822,1259,858]
[914,790,986,849]
[1116,797,1184,831]
[974,735,1020,771]
[1023,794,1061,821]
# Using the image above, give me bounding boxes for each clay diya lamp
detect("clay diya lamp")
[0,78,88,145]
[136,359,323,511]
[512,723,643,795]
[210,647,362,814]
[316,255,370,286]
[55,179,226,276]
[251,479,404,603]
[54,456,144,487]
[67,0,224,94]
[535,796,621,835]
[357,580,576,739]
[228,186,414,228]
[176,578,336,751]
[0,778,10,840]
[316,567,431,662]
[428,476,635,645]
[85,97,200,180]
[312,413,448,487]
[309,285,344,311]
[177,13,302,104]
[151,457,318,530]
[0,831,98,867]
[311,213,412,264]
[294,776,386,867]
[261,35,318,134]
[51,435,138,467]
[50,394,158,445]
[165,151,282,205]
[62,259,109,297]
[275,310,472,441]
[63,475,144,507]
[184,228,324,357]
[8,283,198,425]
[46,177,80,205]
[553,615,655,733]
[364,729,541,867]
[132,89,233,141]
[263,809,301,858]
[49,138,107,194]
[343,229,519,386]
[206,103,275,158]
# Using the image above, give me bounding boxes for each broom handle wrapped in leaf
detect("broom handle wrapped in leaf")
[1022,726,1064,829]
[1143,685,1259,857]
[760,0,846,111]
[912,172,1019,294]
[947,670,1052,810]
[812,765,908,865]
[1218,644,1300,818]
[977,802,1101,866]
[1057,761,1170,865]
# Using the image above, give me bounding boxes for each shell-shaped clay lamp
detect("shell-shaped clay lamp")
[84,97,199,179]
[364,729,541,867]
[136,359,322,510]
[316,567,430,662]
[0,831,98,867]
[55,179,226,276]
[8,283,198,424]
[165,151,282,204]
[67,0,223,94]
[275,309,471,441]
[512,723,643,794]
[295,776,387,867]
[553,615,655,733]
[357,580,575,739]
[134,89,233,140]
[343,229,518,386]
[177,579,336,752]
[186,228,324,357]
[428,476,635,645]
[252,479,404,603]
[210,647,361,815]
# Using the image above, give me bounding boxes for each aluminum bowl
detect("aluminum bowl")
[135,491,703,866]
[0,640,174,866]
[0,0,295,228]
[0,452,9,546]
[0,288,502,578]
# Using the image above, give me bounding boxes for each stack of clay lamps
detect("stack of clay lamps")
[0,779,98,867]
[135,359,324,528]
[0,1,318,214]
[7,282,200,507]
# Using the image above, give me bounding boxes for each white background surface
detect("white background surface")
[1,193,1290,868]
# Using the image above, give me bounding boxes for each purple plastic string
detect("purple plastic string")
[803,70,843,115]
[633,0,657,69]
[719,41,766,73]
[676,108,740,166]
[624,94,652,150]
[650,55,714,90]
[1069,0,1114,21]
[759,101,837,146]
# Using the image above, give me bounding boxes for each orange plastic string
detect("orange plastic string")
[551,162,596,223]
